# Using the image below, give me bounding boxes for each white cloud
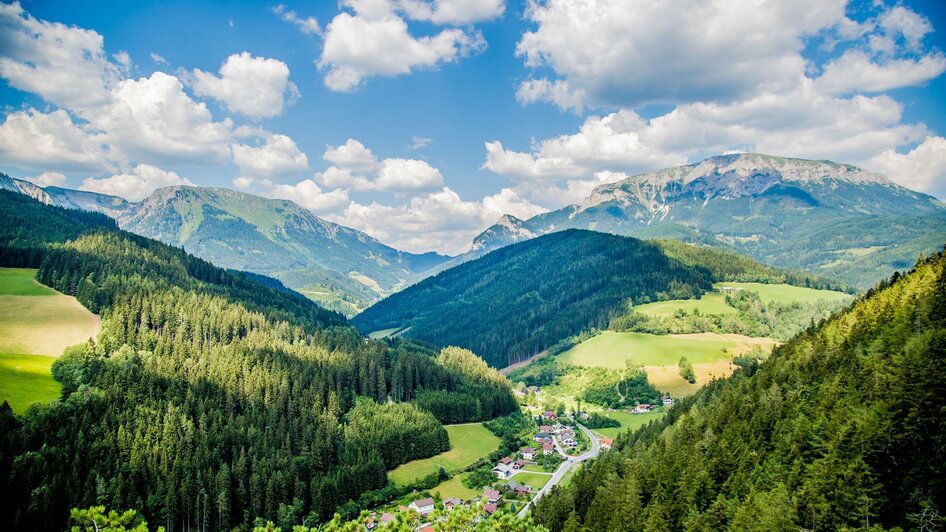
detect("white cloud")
[335,185,544,253]
[0,2,121,109]
[516,0,845,110]
[93,72,234,165]
[272,4,322,35]
[375,158,443,190]
[80,164,192,201]
[398,0,504,25]
[0,108,108,171]
[190,52,298,119]
[877,6,933,52]
[865,136,946,198]
[516,78,586,114]
[231,132,309,179]
[409,136,432,149]
[26,171,66,187]
[817,50,946,94]
[268,179,350,212]
[319,0,486,91]
[323,138,378,170]
[150,52,169,65]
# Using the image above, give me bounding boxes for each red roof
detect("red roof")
[484,503,498,514]
[483,489,500,500]
[500,456,512,464]
[380,513,394,522]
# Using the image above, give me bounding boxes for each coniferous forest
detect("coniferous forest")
[0,190,517,530]
[533,249,946,531]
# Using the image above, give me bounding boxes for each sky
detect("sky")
[1,0,945,255]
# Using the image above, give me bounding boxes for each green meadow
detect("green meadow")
[558,331,742,369]
[0,353,61,413]
[431,472,479,499]
[511,471,552,490]
[714,282,851,305]
[634,292,737,317]
[590,410,666,439]
[388,423,501,485]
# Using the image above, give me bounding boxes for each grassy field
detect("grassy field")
[634,292,737,317]
[0,269,101,357]
[0,353,61,413]
[431,472,479,499]
[714,282,851,305]
[590,410,665,439]
[558,331,768,369]
[388,423,501,485]
[511,471,551,490]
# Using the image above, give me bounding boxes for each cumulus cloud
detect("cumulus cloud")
[268,179,350,212]
[865,136,946,198]
[398,0,504,25]
[0,1,121,109]
[319,0,486,91]
[817,50,946,94]
[272,4,322,35]
[323,138,378,171]
[26,171,67,187]
[409,136,432,149]
[375,158,443,191]
[80,164,193,201]
[0,108,108,171]
[231,132,309,179]
[150,52,169,65]
[190,52,299,119]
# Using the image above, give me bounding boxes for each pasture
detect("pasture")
[634,292,737,317]
[511,471,551,490]
[431,472,478,499]
[0,353,61,413]
[714,282,851,305]
[590,410,665,439]
[388,423,501,485]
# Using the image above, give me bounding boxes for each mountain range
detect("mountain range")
[456,153,946,288]
[0,174,449,315]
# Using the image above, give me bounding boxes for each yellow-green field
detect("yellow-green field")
[0,268,101,413]
[558,331,771,369]
[388,423,501,485]
[431,472,479,499]
[634,292,737,317]
[511,471,551,490]
[0,353,61,413]
[590,410,665,439]
[0,269,101,357]
[714,282,851,305]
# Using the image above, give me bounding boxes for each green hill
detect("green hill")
[533,248,946,531]
[355,230,733,368]
[0,190,516,530]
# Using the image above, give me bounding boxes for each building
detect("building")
[662,394,673,407]
[542,442,555,455]
[380,512,395,524]
[483,503,498,515]
[542,410,557,420]
[600,437,613,450]
[409,497,435,516]
[514,485,531,495]
[633,403,652,414]
[443,497,462,511]
[534,432,551,443]
[513,459,525,469]
[500,456,512,465]
[522,447,536,460]
[365,517,377,530]
[539,425,553,432]
[492,466,511,479]
[483,489,501,504]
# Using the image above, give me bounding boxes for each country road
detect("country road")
[517,422,600,519]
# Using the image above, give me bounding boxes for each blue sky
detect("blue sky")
[1,0,945,253]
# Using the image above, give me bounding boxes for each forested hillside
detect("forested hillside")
[354,230,718,367]
[0,190,516,530]
[533,248,946,531]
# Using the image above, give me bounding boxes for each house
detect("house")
[514,485,531,495]
[528,385,541,393]
[380,512,395,524]
[542,442,554,455]
[365,517,377,530]
[633,403,652,414]
[539,425,553,433]
[513,459,525,469]
[522,447,536,460]
[483,489,501,504]
[492,466,511,479]
[409,497,435,516]
[720,286,744,294]
[662,394,673,407]
[533,432,551,442]
[443,497,462,510]
[500,456,512,465]
[578,412,590,421]
[542,410,557,420]
[600,437,613,450]
[483,503,498,515]
[419,527,436,532]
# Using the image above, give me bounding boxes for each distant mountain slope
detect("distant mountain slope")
[0,174,451,315]
[462,153,946,288]
[533,246,946,532]
[354,230,738,368]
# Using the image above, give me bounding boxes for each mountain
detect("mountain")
[0,189,516,529]
[463,153,946,288]
[533,249,946,531]
[354,230,818,368]
[0,174,451,315]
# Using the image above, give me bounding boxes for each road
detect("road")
[517,422,600,518]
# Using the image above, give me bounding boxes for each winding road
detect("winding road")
[517,422,600,518]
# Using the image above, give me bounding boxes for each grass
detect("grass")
[0,269,101,358]
[511,472,551,490]
[523,464,547,473]
[634,292,737,317]
[590,410,665,439]
[388,423,501,485]
[714,282,851,305]
[559,463,581,488]
[431,472,479,500]
[0,268,56,296]
[368,327,402,339]
[559,331,749,369]
[0,353,61,413]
